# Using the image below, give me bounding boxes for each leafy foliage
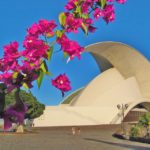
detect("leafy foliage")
[130,125,140,137]
[5,90,45,119]
[139,113,150,126]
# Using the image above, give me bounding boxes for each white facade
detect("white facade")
[34,42,150,127]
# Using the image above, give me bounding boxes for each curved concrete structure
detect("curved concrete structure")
[85,42,150,99]
[34,42,150,127]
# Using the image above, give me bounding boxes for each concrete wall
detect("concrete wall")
[72,68,142,106]
[33,106,118,127]
[34,68,143,127]
[34,42,150,127]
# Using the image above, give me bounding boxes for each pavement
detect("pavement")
[0,126,150,150]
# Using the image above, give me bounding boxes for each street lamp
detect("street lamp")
[117,104,128,135]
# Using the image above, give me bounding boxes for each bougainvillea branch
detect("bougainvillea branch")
[0,0,127,130]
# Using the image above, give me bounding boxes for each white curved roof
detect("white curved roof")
[34,42,150,127]
[85,42,150,99]
[71,68,142,106]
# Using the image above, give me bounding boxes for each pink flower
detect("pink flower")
[84,0,98,6]
[85,18,93,25]
[116,0,126,4]
[65,0,77,10]
[2,42,21,71]
[88,26,97,32]
[93,8,103,20]
[3,104,27,130]
[0,59,5,72]
[0,73,17,92]
[84,18,97,33]
[2,58,19,71]
[56,34,69,45]
[23,36,49,62]
[27,20,57,38]
[20,62,39,88]
[65,13,82,33]
[57,34,84,59]
[27,23,41,37]
[81,2,90,14]
[107,0,114,2]
[52,74,71,97]
[38,19,57,37]
[103,4,115,23]
[3,41,20,59]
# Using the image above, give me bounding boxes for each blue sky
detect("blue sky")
[0,0,150,105]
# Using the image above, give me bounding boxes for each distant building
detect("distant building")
[34,42,150,127]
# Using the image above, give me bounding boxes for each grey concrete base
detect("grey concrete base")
[0,126,149,150]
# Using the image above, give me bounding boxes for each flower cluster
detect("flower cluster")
[0,0,126,130]
[0,19,57,92]
[52,74,71,97]
[3,104,27,130]
[27,19,57,38]
[55,0,126,61]
[24,19,57,64]
[64,0,126,33]
[57,34,84,60]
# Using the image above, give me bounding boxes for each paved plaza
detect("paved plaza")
[0,126,150,150]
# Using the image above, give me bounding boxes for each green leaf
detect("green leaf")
[37,72,44,89]
[101,0,106,9]
[75,6,82,17]
[12,72,18,79]
[56,30,63,38]
[74,1,78,6]
[47,46,54,62]
[81,23,88,36]
[40,60,52,76]
[59,12,66,26]
[81,14,89,19]
[23,83,29,90]
[40,60,48,73]
[44,71,52,76]
[64,52,68,58]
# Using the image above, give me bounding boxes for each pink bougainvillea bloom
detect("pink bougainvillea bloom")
[52,74,71,97]
[84,18,96,33]
[103,4,115,23]
[2,42,21,71]
[65,13,82,33]
[88,25,97,32]
[93,8,103,20]
[0,73,18,92]
[27,23,41,37]
[56,34,69,46]
[85,18,94,25]
[81,2,90,14]
[0,59,5,72]
[38,19,57,37]
[107,0,114,2]
[23,36,49,62]
[84,0,98,6]
[65,0,77,10]
[57,34,84,59]
[116,0,126,4]
[3,58,19,71]
[63,40,84,59]
[3,104,28,130]
[3,41,20,59]
[27,19,56,38]
[20,62,39,88]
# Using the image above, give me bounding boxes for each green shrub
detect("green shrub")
[139,112,150,137]
[130,125,140,137]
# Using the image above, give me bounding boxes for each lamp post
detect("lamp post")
[117,104,128,135]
